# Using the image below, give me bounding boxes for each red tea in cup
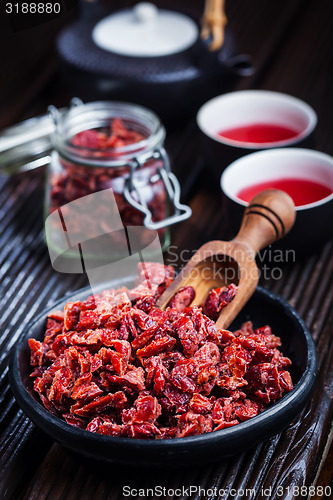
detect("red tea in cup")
[218,123,300,145]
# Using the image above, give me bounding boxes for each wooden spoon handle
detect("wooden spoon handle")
[232,189,296,256]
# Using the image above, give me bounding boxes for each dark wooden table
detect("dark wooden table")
[1,1,332,499]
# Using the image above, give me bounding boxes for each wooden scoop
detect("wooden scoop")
[157,189,296,329]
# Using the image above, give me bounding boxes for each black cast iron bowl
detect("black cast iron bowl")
[9,278,317,467]
[56,4,253,124]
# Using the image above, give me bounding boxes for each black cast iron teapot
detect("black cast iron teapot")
[57,0,254,123]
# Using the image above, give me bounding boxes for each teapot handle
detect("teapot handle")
[199,35,254,77]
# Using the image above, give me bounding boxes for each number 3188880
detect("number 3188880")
[5,3,61,14]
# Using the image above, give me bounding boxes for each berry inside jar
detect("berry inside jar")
[48,117,168,250]
[70,118,146,150]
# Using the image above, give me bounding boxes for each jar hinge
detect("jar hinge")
[124,147,192,230]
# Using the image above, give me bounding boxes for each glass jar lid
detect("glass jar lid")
[0,111,65,175]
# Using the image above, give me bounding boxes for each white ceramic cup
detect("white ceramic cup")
[197,90,318,176]
[220,148,333,255]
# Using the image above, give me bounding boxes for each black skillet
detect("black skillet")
[9,276,317,467]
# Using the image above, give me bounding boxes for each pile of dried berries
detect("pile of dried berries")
[29,263,293,439]
[49,119,166,233]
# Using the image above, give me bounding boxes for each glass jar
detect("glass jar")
[45,100,191,264]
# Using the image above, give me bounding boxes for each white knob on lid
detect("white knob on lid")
[133,2,158,23]
[92,3,198,57]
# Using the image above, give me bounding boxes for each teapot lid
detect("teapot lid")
[92,2,199,57]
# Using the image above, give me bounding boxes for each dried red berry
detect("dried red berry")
[203,284,238,321]
[168,286,196,313]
